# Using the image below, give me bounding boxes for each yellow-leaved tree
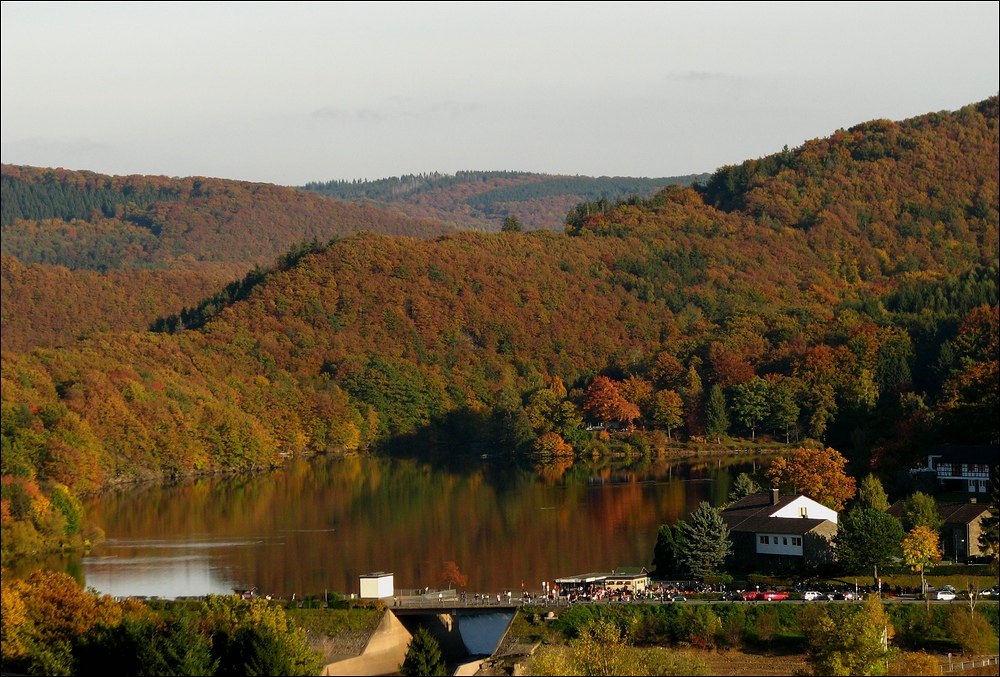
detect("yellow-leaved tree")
[901,526,942,602]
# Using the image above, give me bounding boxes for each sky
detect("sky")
[2,1,998,186]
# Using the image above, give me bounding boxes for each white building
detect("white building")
[722,489,839,571]
[359,572,394,599]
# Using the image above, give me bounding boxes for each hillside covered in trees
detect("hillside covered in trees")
[1,97,997,562]
[301,170,710,232]
[0,166,457,350]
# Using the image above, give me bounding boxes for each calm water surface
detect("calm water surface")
[77,453,764,598]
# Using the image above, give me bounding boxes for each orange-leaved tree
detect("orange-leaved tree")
[765,447,856,510]
[439,562,468,590]
[583,376,640,427]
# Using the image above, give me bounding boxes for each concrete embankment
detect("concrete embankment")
[322,610,412,676]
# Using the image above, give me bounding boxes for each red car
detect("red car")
[741,590,788,601]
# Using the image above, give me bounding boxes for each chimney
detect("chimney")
[770,488,779,505]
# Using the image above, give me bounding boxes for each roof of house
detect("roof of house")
[724,514,831,535]
[888,500,990,525]
[611,567,649,577]
[722,492,836,535]
[938,502,991,523]
[929,444,1000,466]
[725,492,802,513]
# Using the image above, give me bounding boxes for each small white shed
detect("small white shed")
[360,572,394,599]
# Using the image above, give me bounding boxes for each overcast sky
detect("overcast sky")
[2,1,997,186]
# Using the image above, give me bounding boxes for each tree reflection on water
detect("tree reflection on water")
[79,453,766,598]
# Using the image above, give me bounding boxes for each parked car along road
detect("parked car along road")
[802,590,824,601]
[935,585,957,601]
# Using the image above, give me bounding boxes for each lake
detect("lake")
[75,452,766,599]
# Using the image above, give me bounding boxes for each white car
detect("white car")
[935,585,957,601]
[802,590,824,601]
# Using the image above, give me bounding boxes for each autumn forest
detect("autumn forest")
[1,96,997,564]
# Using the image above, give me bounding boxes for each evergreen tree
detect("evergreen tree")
[678,502,732,579]
[501,214,523,232]
[729,472,762,502]
[400,627,446,677]
[651,523,685,577]
[705,385,730,442]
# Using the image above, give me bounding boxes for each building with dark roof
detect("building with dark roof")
[921,445,998,495]
[721,489,839,572]
[888,499,992,562]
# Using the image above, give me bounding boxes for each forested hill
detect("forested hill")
[2,97,997,563]
[0,166,458,350]
[301,171,710,232]
[1,165,457,270]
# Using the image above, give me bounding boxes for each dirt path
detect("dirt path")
[703,649,810,676]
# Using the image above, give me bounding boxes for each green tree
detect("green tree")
[488,397,535,454]
[74,611,216,677]
[681,365,705,436]
[806,597,894,676]
[856,474,890,512]
[201,595,320,677]
[835,508,905,584]
[705,385,729,442]
[807,383,837,441]
[728,472,762,502]
[501,214,523,232]
[767,377,800,443]
[900,492,943,533]
[529,619,710,676]
[652,523,684,577]
[400,627,446,676]
[650,389,684,439]
[733,377,770,441]
[678,502,732,579]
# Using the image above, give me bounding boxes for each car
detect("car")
[935,585,957,601]
[832,590,858,601]
[741,591,763,601]
[802,590,824,601]
[763,591,789,601]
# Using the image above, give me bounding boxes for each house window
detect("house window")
[792,537,802,546]
[800,506,808,518]
[760,536,769,545]
[783,537,788,545]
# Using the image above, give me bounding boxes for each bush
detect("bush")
[889,651,942,676]
[944,609,999,655]
[890,605,948,650]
